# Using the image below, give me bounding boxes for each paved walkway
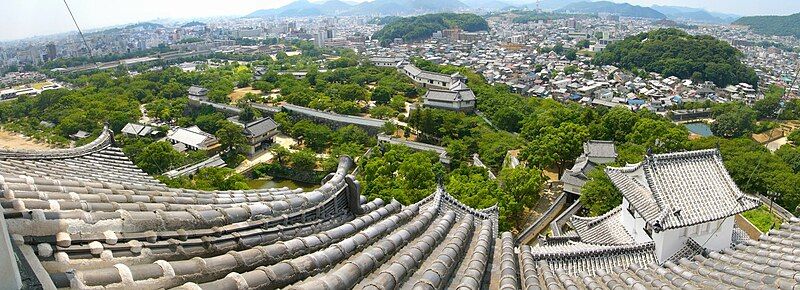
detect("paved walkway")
[235,151,274,174]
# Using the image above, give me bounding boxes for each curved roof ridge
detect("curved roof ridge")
[571,205,622,225]
[438,187,498,221]
[605,161,643,173]
[528,240,655,259]
[0,127,112,160]
[647,148,719,162]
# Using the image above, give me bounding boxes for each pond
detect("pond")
[246,177,319,191]
[684,122,713,137]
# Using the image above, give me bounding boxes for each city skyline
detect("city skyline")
[2,0,800,42]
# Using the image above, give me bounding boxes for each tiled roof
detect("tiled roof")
[2,138,501,289]
[283,103,386,128]
[583,140,617,159]
[509,217,800,289]
[243,117,279,138]
[423,89,476,102]
[606,149,760,231]
[570,206,635,245]
[187,85,207,95]
[2,137,798,290]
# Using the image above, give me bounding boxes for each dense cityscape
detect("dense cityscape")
[1,0,800,289]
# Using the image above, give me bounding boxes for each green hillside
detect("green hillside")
[733,13,800,37]
[372,13,488,46]
[594,28,757,87]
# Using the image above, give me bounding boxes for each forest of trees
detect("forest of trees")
[594,28,758,87]
[733,13,800,38]
[9,39,798,232]
[372,13,489,46]
[511,11,572,24]
[578,88,800,220]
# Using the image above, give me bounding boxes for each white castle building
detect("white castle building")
[606,149,760,262]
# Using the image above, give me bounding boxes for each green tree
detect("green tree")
[192,167,250,190]
[371,86,394,105]
[215,121,248,155]
[565,49,577,61]
[136,141,185,174]
[563,65,579,75]
[332,125,372,147]
[711,105,756,138]
[382,122,398,135]
[370,105,398,120]
[776,145,800,173]
[580,168,622,216]
[522,122,589,176]
[446,139,470,168]
[270,143,291,166]
[754,94,782,120]
[494,107,523,132]
[292,120,332,152]
[238,103,262,123]
[291,149,318,172]
[625,118,687,153]
[599,107,638,142]
[789,130,800,144]
[498,166,545,230]
[397,152,440,202]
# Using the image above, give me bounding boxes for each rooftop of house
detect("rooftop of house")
[605,149,760,231]
[1,130,796,290]
[423,89,476,102]
[242,117,279,138]
[167,126,217,148]
[584,140,618,159]
[187,85,207,95]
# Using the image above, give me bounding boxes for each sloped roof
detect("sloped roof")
[187,85,207,95]
[167,126,217,148]
[606,149,760,231]
[2,134,798,290]
[570,206,635,245]
[584,140,617,159]
[424,89,476,102]
[121,123,155,136]
[243,117,279,138]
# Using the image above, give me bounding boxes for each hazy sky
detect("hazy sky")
[1,0,799,41]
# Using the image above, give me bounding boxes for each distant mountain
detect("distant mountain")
[733,13,800,38]
[557,1,666,19]
[181,21,207,28]
[533,0,587,10]
[345,0,468,16]
[246,0,352,17]
[247,0,469,17]
[651,5,737,24]
[372,13,487,46]
[460,0,513,11]
[124,22,165,30]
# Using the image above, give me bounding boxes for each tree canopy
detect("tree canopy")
[372,13,488,46]
[594,28,758,87]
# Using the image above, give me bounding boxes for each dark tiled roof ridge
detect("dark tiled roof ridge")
[0,127,113,160]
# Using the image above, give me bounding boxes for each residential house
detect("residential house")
[166,126,218,152]
[560,140,617,195]
[188,85,208,99]
[121,123,158,138]
[421,80,476,112]
[240,117,280,156]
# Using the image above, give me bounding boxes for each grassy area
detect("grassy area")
[742,205,783,232]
